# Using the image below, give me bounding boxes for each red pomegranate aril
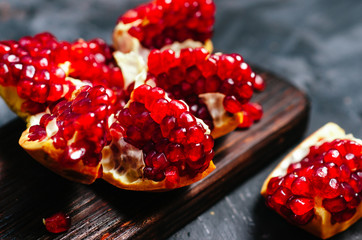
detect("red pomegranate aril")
[287,162,301,174]
[238,111,253,128]
[288,197,314,216]
[179,111,196,127]
[166,143,185,162]
[110,122,125,139]
[17,79,34,98]
[242,102,263,121]
[169,127,187,144]
[187,125,205,144]
[323,197,347,213]
[152,153,168,170]
[20,65,36,79]
[291,176,314,197]
[223,95,242,113]
[165,166,180,189]
[282,173,298,189]
[129,101,146,115]
[187,143,204,162]
[339,164,351,182]
[203,134,214,152]
[117,108,133,127]
[320,178,340,199]
[341,182,355,202]
[291,209,315,225]
[266,177,284,195]
[332,208,356,224]
[132,84,151,102]
[345,141,362,156]
[348,173,362,193]
[346,193,361,208]
[0,43,11,54]
[252,74,265,91]
[66,145,87,163]
[28,125,47,141]
[345,153,359,171]
[43,212,71,234]
[160,116,177,138]
[150,98,169,123]
[324,149,343,166]
[271,187,292,205]
[169,99,187,117]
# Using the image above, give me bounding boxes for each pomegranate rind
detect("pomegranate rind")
[102,159,215,191]
[0,85,28,120]
[199,92,243,139]
[19,129,100,184]
[261,122,362,239]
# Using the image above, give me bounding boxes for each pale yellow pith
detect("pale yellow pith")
[261,122,362,239]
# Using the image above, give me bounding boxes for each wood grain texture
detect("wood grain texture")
[0,68,309,240]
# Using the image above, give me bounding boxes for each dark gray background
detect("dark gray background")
[0,0,362,239]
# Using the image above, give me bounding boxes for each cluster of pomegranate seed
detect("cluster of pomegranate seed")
[266,139,362,225]
[43,212,71,234]
[0,32,125,115]
[110,84,214,186]
[119,0,215,49]
[29,86,112,167]
[146,47,264,129]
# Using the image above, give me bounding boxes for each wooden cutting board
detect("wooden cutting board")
[0,68,309,239]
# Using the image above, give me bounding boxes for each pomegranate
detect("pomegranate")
[102,84,215,190]
[113,0,214,59]
[19,83,215,190]
[144,48,264,137]
[0,33,127,119]
[43,212,71,234]
[261,123,362,239]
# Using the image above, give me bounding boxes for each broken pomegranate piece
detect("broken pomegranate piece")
[144,47,264,137]
[43,212,71,234]
[261,123,362,239]
[102,84,215,190]
[0,32,126,119]
[113,0,214,57]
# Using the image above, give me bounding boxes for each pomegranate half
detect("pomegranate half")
[261,122,362,239]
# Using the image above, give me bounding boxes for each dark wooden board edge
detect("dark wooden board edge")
[0,67,310,240]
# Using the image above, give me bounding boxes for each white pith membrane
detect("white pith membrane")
[261,122,362,239]
[112,21,211,63]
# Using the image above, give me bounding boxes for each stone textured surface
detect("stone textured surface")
[0,0,362,239]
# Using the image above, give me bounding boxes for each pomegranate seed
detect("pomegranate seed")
[165,166,180,189]
[43,212,71,234]
[287,197,314,215]
[28,125,47,141]
[271,187,292,205]
[291,176,314,197]
[323,197,347,213]
[266,177,284,195]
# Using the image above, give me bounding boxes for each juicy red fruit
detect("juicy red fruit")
[0,33,126,115]
[119,0,216,49]
[43,212,71,234]
[28,86,112,168]
[265,139,362,225]
[146,48,264,130]
[112,84,214,184]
